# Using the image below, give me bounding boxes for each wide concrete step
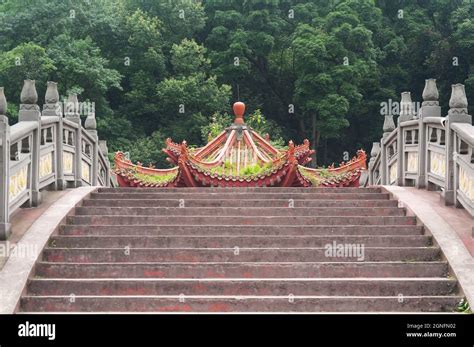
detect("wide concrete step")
[17,186,462,313]
[26,278,457,296]
[60,225,424,236]
[74,206,406,217]
[90,192,391,200]
[83,198,398,208]
[49,235,432,248]
[42,247,440,263]
[98,187,382,194]
[20,295,462,312]
[34,261,450,278]
[66,215,417,226]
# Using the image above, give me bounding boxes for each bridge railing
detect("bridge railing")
[368,79,473,217]
[0,80,112,239]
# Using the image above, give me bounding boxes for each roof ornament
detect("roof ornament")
[233,101,245,125]
[114,100,366,188]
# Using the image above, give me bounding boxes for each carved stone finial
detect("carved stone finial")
[19,80,40,116]
[449,84,468,109]
[370,142,380,158]
[45,81,59,104]
[65,94,79,118]
[0,87,7,115]
[399,92,415,122]
[421,79,441,117]
[422,79,438,104]
[85,112,97,130]
[448,84,470,121]
[383,115,395,135]
[20,79,38,104]
[42,81,61,117]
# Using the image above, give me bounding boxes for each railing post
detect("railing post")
[0,87,11,239]
[18,80,41,206]
[368,142,380,185]
[381,114,395,184]
[397,92,415,186]
[42,81,65,190]
[445,84,471,206]
[99,140,110,187]
[65,94,82,187]
[85,111,98,186]
[418,79,440,188]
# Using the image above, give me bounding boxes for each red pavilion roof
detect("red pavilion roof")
[114,102,366,188]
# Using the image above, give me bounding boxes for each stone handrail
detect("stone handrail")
[368,79,473,217]
[0,80,112,239]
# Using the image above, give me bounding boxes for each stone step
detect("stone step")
[49,235,432,248]
[26,278,457,296]
[74,206,406,217]
[66,215,417,226]
[42,247,440,263]
[20,295,462,312]
[18,186,460,313]
[60,225,424,236]
[83,198,398,208]
[97,187,382,194]
[90,192,391,200]
[34,261,450,279]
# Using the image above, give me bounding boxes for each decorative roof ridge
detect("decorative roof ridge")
[114,167,179,187]
[185,158,290,182]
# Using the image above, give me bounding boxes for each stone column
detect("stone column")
[65,94,82,187]
[0,88,11,239]
[381,113,395,184]
[43,81,65,190]
[85,110,98,186]
[18,80,41,206]
[445,84,471,205]
[417,79,440,188]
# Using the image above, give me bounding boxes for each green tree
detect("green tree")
[0,43,55,121]
[155,39,231,145]
[0,0,472,166]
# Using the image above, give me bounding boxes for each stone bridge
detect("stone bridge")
[0,80,112,240]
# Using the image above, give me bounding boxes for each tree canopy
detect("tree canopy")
[0,0,472,166]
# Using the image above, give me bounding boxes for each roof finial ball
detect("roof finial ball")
[233,101,245,125]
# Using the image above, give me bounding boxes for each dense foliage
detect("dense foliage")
[0,0,472,167]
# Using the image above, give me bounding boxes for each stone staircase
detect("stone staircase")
[19,187,462,312]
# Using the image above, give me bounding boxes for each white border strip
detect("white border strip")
[0,186,97,314]
[382,185,474,307]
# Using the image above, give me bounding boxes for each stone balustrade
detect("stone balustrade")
[368,79,473,217]
[0,80,112,239]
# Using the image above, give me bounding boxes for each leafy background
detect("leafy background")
[0,0,472,167]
